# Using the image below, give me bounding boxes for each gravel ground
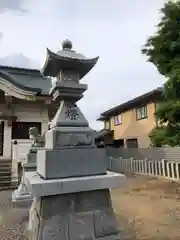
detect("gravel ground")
[0,190,29,240]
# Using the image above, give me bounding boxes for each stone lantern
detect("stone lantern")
[25,40,125,239]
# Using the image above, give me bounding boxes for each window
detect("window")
[104,120,110,129]
[136,105,147,120]
[113,115,122,125]
[12,122,41,139]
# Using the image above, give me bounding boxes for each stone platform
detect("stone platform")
[25,171,125,197]
[37,148,107,179]
[12,189,32,203]
[29,188,121,239]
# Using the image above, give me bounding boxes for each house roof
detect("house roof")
[0,65,52,98]
[97,87,164,120]
[95,129,113,139]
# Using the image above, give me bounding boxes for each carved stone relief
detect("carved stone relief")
[55,132,93,149]
[65,107,79,120]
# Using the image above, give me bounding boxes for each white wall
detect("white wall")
[3,120,12,158]
[4,104,49,159]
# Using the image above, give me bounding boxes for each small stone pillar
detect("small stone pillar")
[11,140,19,185]
[25,40,125,239]
[12,127,45,204]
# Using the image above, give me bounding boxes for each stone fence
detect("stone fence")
[106,147,180,163]
[108,157,180,181]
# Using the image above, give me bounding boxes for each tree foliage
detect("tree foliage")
[142,0,180,146]
[142,0,180,77]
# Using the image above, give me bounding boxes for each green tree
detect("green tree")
[142,0,180,146]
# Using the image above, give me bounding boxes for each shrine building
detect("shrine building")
[0,65,59,161]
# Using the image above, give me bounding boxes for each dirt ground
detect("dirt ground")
[112,174,180,240]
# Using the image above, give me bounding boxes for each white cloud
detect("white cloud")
[0,0,28,13]
[0,53,40,69]
[0,0,166,129]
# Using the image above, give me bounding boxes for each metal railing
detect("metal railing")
[108,157,180,181]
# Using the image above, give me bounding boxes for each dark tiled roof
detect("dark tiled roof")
[97,87,164,120]
[0,65,52,95]
[95,129,113,139]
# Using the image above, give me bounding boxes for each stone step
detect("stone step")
[0,168,11,175]
[0,169,11,173]
[0,159,12,164]
[0,172,11,178]
[0,183,17,191]
[0,159,14,188]
[0,182,11,187]
[0,174,12,188]
[0,163,12,169]
[0,172,11,177]
[0,162,12,165]
[0,174,11,179]
[0,175,11,179]
[0,165,11,169]
[0,165,11,168]
[0,182,12,188]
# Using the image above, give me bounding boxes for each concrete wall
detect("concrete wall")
[106,147,180,163]
[105,102,157,148]
[108,157,180,182]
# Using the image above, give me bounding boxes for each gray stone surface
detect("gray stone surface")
[50,100,89,128]
[24,164,36,172]
[29,126,45,149]
[12,127,40,205]
[29,189,120,240]
[12,189,32,203]
[12,167,33,204]
[27,200,40,240]
[45,126,95,149]
[24,156,37,173]
[36,148,107,179]
[75,189,110,212]
[94,209,118,238]
[42,215,69,240]
[25,171,125,197]
[26,153,37,165]
[41,41,99,79]
[69,212,94,240]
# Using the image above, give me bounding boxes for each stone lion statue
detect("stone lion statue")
[29,127,45,148]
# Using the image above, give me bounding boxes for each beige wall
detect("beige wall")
[108,102,157,148]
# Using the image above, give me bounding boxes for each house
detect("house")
[96,87,164,148]
[0,65,59,161]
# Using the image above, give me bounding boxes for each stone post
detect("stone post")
[25,40,126,239]
[176,163,180,180]
[161,159,166,177]
[11,140,19,186]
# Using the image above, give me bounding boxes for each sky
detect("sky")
[0,0,165,129]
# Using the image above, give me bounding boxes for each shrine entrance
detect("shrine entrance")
[0,122,4,156]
